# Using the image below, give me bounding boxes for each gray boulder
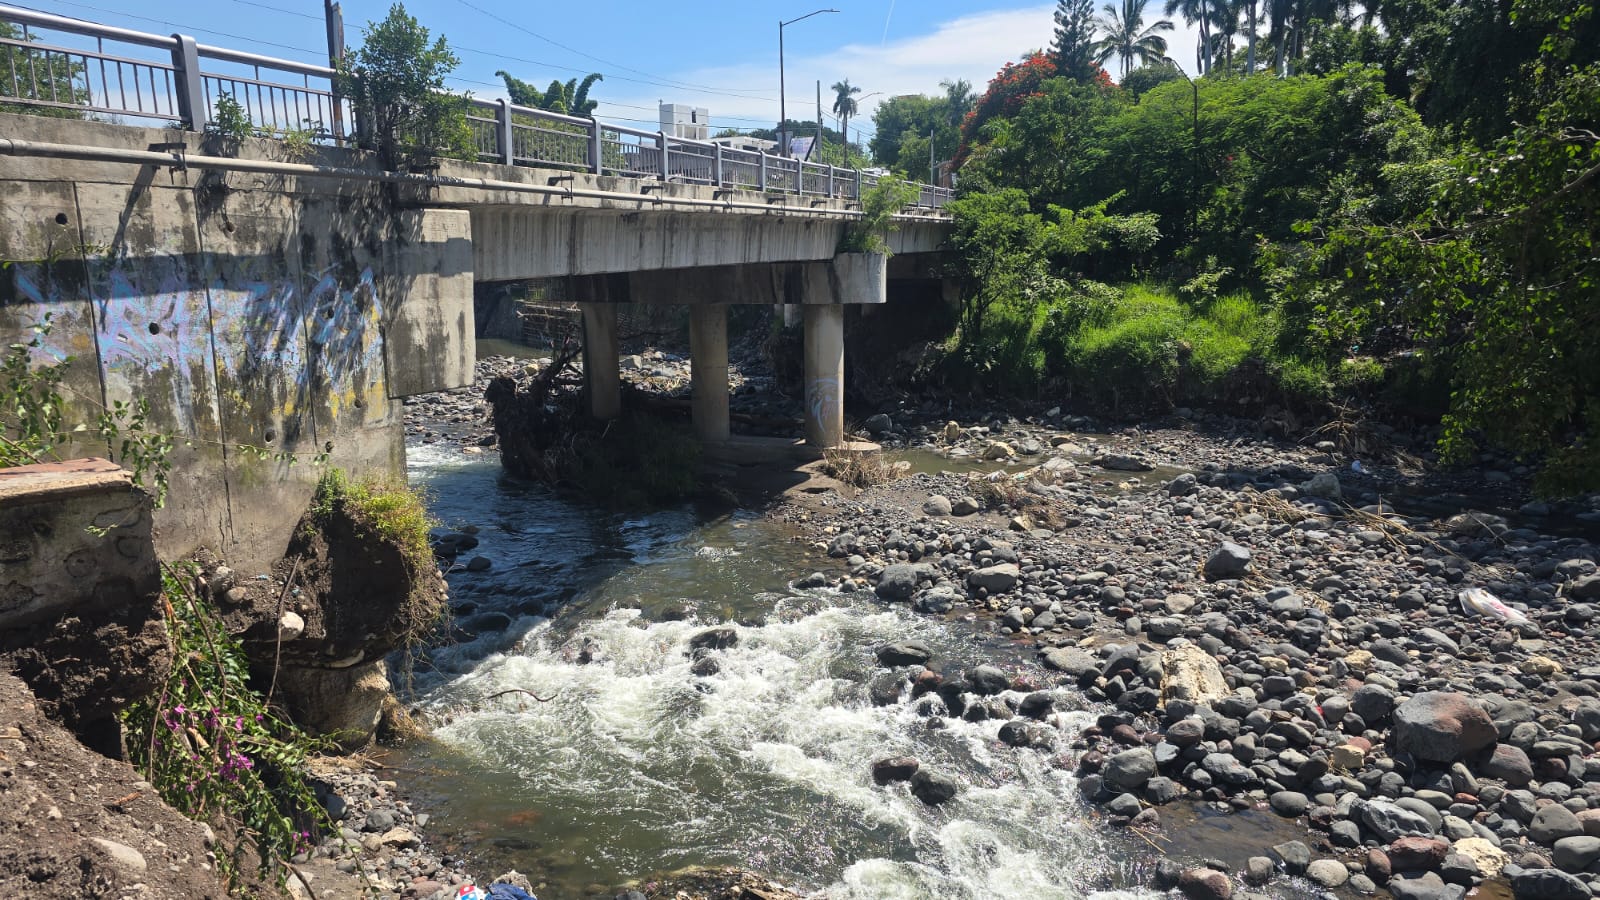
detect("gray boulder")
[1204,542,1252,579]
[1104,748,1159,792]
[968,563,1020,594]
[1393,692,1497,762]
[876,564,922,602]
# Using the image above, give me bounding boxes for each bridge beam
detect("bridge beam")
[581,304,621,420]
[689,305,730,443]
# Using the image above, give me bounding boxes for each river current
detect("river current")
[397,443,1173,899]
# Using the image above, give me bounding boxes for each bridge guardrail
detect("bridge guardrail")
[0,3,951,210]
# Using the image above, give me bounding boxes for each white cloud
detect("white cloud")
[604,5,1063,135]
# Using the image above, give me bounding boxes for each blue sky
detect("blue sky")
[12,0,1202,140]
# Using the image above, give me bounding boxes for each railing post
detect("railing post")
[657,130,669,180]
[758,151,767,192]
[497,99,513,165]
[792,158,801,195]
[588,116,603,175]
[171,34,206,130]
[855,169,863,200]
[713,143,723,187]
[826,164,834,198]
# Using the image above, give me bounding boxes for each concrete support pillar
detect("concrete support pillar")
[581,304,620,420]
[803,304,845,448]
[689,305,730,443]
[782,304,803,328]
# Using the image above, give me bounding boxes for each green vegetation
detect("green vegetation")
[206,93,254,145]
[125,564,330,891]
[497,70,604,116]
[0,23,87,118]
[933,0,1600,492]
[839,175,919,254]
[337,3,475,162]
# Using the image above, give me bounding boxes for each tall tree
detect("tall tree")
[1051,0,1103,82]
[831,79,861,164]
[1211,0,1243,71]
[1164,0,1213,73]
[1093,0,1176,79]
[1243,0,1260,72]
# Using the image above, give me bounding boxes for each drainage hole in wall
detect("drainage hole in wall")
[147,322,160,335]
[54,213,68,225]
[263,429,276,444]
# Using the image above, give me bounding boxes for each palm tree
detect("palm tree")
[940,78,976,128]
[1242,0,1261,72]
[831,79,861,164]
[1093,0,1176,79]
[1211,0,1243,72]
[498,70,604,116]
[1163,0,1212,74]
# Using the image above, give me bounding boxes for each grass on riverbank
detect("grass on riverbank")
[949,281,1344,412]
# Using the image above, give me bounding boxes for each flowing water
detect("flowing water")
[396,445,1304,899]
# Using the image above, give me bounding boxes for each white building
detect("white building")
[659,103,710,140]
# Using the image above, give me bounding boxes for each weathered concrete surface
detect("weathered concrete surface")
[0,458,156,629]
[804,304,846,447]
[689,304,730,442]
[0,113,473,571]
[0,459,170,751]
[581,303,621,420]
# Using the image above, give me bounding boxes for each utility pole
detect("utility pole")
[324,0,345,139]
[815,80,822,162]
[929,128,936,186]
[777,9,837,157]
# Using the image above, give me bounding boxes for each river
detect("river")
[393,443,1307,899]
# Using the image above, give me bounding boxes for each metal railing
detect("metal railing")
[0,3,952,210]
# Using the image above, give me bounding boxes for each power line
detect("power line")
[18,0,328,60]
[447,0,772,101]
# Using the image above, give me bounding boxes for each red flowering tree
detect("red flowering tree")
[955,52,1111,165]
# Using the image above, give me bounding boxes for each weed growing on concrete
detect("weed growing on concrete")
[124,563,331,892]
[206,93,255,146]
[839,175,919,255]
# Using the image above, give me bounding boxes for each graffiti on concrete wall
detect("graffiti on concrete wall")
[806,375,840,434]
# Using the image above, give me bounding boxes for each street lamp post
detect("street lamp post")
[1166,58,1201,240]
[779,8,837,157]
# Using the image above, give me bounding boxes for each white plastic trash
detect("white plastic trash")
[1459,587,1530,624]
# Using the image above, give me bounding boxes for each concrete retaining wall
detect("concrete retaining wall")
[0,113,474,572]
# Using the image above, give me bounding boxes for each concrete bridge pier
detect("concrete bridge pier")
[803,304,845,448]
[581,304,621,420]
[689,305,730,442]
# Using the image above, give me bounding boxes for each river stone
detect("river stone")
[1509,868,1592,900]
[1162,645,1230,704]
[1245,857,1275,885]
[910,769,959,805]
[1393,692,1497,762]
[1270,791,1310,818]
[1453,838,1509,878]
[1362,801,1438,842]
[1042,647,1098,677]
[1553,836,1600,872]
[871,756,919,785]
[951,496,982,516]
[88,838,146,874]
[1352,684,1397,724]
[1177,868,1232,900]
[1105,748,1158,792]
[863,413,893,436]
[966,665,1010,695]
[1166,717,1205,747]
[923,495,953,516]
[1389,871,1457,900]
[1308,859,1350,888]
[277,610,305,642]
[688,627,739,651]
[1205,542,1252,579]
[1389,837,1450,872]
[876,641,933,667]
[1483,743,1535,786]
[1531,805,1586,844]
[1273,840,1311,874]
[1094,453,1154,472]
[968,563,1020,594]
[876,564,922,601]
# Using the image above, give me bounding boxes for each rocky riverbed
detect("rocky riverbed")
[774,407,1600,900]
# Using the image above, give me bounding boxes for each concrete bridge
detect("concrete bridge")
[0,7,955,568]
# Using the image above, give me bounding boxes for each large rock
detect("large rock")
[1104,748,1158,792]
[968,563,1020,594]
[1389,871,1457,900]
[688,627,739,651]
[965,665,1011,695]
[1042,647,1098,678]
[1482,743,1535,786]
[1094,453,1154,472]
[1553,836,1600,872]
[876,564,922,602]
[1509,868,1592,900]
[1307,859,1350,888]
[1177,868,1233,900]
[1531,805,1586,844]
[1392,692,1497,763]
[922,495,953,517]
[1361,800,1438,842]
[910,769,959,805]
[1204,542,1252,579]
[1161,644,1230,704]
[1452,838,1508,878]
[871,756,919,785]
[876,641,933,667]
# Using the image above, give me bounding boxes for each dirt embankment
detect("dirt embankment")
[0,671,226,898]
